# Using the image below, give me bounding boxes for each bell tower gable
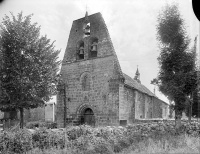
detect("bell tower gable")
[62,12,118,64]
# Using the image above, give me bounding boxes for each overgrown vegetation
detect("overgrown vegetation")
[0,121,200,153]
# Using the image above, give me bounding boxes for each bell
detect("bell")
[85,24,90,29]
[91,42,97,51]
[91,45,97,51]
[79,46,84,54]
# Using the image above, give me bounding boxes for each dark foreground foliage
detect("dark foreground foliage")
[0,121,200,153]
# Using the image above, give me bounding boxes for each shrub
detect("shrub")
[1,120,200,153]
[46,121,57,129]
[32,128,66,150]
[26,121,57,129]
[32,128,51,149]
[0,129,33,153]
[11,129,33,153]
[26,121,44,129]
[48,130,65,149]
[66,125,93,140]
[0,131,13,153]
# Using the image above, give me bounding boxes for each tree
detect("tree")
[0,12,61,128]
[154,3,197,128]
[184,37,200,120]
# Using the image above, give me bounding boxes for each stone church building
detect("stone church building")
[56,12,168,127]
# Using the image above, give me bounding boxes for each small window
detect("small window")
[82,74,90,91]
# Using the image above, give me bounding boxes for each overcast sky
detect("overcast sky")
[0,0,199,103]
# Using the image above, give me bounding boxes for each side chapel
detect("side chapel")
[56,12,168,127]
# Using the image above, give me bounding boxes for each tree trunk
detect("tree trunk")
[188,102,192,123]
[20,108,24,129]
[175,109,182,129]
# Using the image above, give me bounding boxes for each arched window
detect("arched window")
[82,74,90,91]
[89,37,98,58]
[77,40,84,60]
[83,22,90,37]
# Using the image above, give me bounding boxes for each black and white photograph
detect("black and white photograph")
[0,0,199,153]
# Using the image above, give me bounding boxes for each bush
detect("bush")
[32,128,65,149]
[1,121,200,153]
[66,125,93,140]
[26,121,57,129]
[0,129,33,153]
[0,131,13,153]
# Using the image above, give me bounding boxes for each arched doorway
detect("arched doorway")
[80,108,95,126]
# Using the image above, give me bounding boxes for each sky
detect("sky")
[0,0,199,103]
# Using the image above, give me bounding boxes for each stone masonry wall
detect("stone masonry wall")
[134,91,168,120]
[119,85,135,124]
[57,56,120,127]
[145,96,153,119]
[135,91,145,119]
[152,97,162,118]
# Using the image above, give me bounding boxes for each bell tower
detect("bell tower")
[57,12,124,127]
[62,12,123,64]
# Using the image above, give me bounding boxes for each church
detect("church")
[56,12,168,127]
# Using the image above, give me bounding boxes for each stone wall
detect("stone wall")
[57,56,121,127]
[152,97,163,118]
[145,96,153,119]
[119,85,135,125]
[135,91,145,119]
[134,91,168,120]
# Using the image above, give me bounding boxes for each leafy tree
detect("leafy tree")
[184,38,200,119]
[0,12,61,128]
[153,3,197,128]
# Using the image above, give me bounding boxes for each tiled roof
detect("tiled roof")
[123,73,156,97]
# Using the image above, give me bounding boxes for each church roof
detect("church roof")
[123,73,156,97]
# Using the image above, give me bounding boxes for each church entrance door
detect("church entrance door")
[81,108,95,126]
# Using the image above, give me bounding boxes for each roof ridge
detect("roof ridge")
[123,72,156,97]
[73,12,101,22]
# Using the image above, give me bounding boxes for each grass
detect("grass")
[25,134,200,154]
[119,134,200,154]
